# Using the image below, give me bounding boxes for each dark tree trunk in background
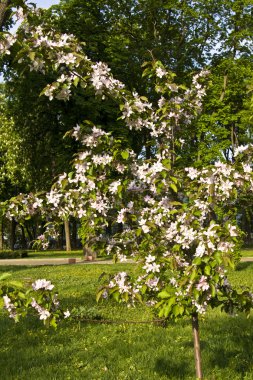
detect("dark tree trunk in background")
[71,218,77,249]
[9,218,16,250]
[57,224,64,250]
[64,219,71,251]
[25,225,34,247]
[0,217,3,250]
[20,224,27,249]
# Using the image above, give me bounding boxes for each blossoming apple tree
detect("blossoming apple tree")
[1,3,253,378]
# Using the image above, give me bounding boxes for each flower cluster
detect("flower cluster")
[90,62,125,96]
[1,277,70,327]
[31,298,51,321]
[3,295,17,320]
[32,279,54,291]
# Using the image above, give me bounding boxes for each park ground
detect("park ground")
[0,251,253,379]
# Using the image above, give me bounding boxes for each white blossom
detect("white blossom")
[156,67,167,78]
[32,279,54,291]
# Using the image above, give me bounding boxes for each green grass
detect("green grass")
[0,263,253,379]
[2,247,252,260]
[1,250,112,260]
[0,248,251,261]
[241,248,253,257]
[26,249,84,259]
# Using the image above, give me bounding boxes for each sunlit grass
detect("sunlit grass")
[0,263,253,379]
[0,247,251,262]
[26,249,84,258]
[7,250,112,260]
[241,248,253,257]
[1,247,252,260]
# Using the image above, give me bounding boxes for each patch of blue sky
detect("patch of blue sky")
[33,0,59,8]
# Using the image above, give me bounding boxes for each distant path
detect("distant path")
[0,257,251,266]
[240,257,253,262]
[0,258,130,266]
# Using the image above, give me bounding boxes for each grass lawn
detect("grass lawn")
[0,262,253,379]
[25,250,84,259]
[0,247,250,261]
[12,250,113,261]
[241,248,253,257]
[2,247,252,260]
[34,248,253,260]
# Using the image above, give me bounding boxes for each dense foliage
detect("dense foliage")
[1,2,253,377]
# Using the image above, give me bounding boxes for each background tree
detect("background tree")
[44,0,253,165]
[3,0,253,174]
[1,0,253,244]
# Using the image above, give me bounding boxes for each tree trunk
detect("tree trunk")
[25,224,34,246]
[9,218,16,251]
[83,244,96,260]
[20,224,27,249]
[71,218,77,249]
[192,313,203,379]
[0,217,3,250]
[64,219,71,251]
[0,0,11,30]
[57,224,64,250]
[219,72,228,102]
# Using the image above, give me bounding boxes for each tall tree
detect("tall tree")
[48,0,253,163]
[0,0,11,30]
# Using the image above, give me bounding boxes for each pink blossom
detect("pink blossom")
[196,276,209,291]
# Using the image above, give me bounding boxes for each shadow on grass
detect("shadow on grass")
[235,261,253,271]
[0,265,35,273]
[202,314,253,377]
[0,308,253,379]
[154,357,190,379]
[1,262,253,379]
[0,316,77,378]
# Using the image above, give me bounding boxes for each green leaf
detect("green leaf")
[50,317,57,329]
[73,77,80,87]
[210,284,216,297]
[134,293,143,303]
[123,292,129,302]
[190,270,197,281]
[158,290,170,299]
[192,257,202,266]
[121,151,129,160]
[172,304,184,317]
[140,96,148,101]
[112,291,120,302]
[141,285,147,295]
[163,304,172,317]
[170,176,178,184]
[136,228,142,237]
[28,52,35,61]
[204,265,211,276]
[166,296,176,308]
[170,183,177,193]
[18,291,26,299]
[8,280,23,288]
[0,273,12,282]
[96,288,105,303]
[162,159,171,169]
